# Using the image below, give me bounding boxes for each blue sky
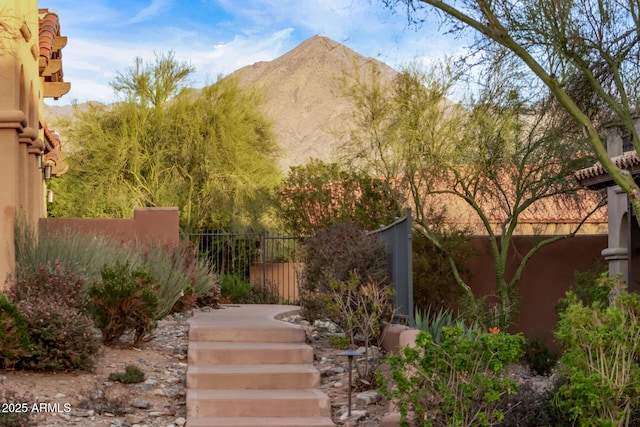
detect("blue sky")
[44,0,467,105]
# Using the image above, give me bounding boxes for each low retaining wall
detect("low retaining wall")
[40,207,180,246]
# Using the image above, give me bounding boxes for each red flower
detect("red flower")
[489,327,500,334]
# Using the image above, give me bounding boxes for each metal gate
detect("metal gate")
[181,230,303,303]
[368,207,414,326]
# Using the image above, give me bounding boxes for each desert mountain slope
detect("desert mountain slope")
[231,35,398,170]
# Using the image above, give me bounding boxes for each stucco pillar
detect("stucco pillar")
[17,128,31,220]
[27,133,44,224]
[602,185,630,284]
[0,111,24,289]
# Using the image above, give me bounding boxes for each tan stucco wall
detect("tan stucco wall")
[40,207,181,247]
[0,0,45,288]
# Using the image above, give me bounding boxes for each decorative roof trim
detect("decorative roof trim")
[574,151,640,189]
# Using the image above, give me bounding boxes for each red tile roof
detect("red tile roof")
[38,8,69,92]
[38,10,59,64]
[574,151,640,189]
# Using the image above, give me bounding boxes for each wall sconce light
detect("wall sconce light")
[44,164,52,180]
[37,154,43,169]
[47,190,54,204]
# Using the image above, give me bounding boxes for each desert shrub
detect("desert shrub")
[14,223,128,285]
[380,326,525,427]
[328,273,395,387]
[219,274,252,303]
[243,281,282,304]
[87,262,159,346]
[522,336,558,376]
[108,365,145,384]
[170,285,198,313]
[412,230,475,313]
[300,222,390,321]
[8,261,86,311]
[0,295,31,369]
[141,241,218,317]
[15,301,98,371]
[6,263,99,371]
[77,385,129,416]
[15,223,218,319]
[196,283,221,308]
[329,335,350,349]
[554,290,640,426]
[0,387,35,427]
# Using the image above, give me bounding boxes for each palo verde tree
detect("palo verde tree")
[379,0,640,226]
[50,53,282,230]
[340,60,604,328]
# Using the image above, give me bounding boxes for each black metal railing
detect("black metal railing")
[181,230,303,303]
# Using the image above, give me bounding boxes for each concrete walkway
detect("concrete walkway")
[186,304,335,427]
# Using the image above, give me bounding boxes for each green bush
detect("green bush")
[0,295,31,369]
[219,274,252,303]
[6,263,99,371]
[109,365,145,384]
[300,222,390,321]
[555,290,640,426]
[329,335,350,349]
[380,326,525,427]
[88,262,159,346]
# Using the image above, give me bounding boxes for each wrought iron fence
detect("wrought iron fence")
[181,230,303,303]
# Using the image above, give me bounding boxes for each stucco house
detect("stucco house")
[0,1,69,288]
[575,118,640,290]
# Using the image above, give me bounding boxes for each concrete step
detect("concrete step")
[189,323,305,343]
[187,388,331,418]
[188,307,307,343]
[187,364,320,389]
[188,341,313,365]
[186,416,335,427]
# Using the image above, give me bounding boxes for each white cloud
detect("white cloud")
[126,0,173,24]
[189,28,295,78]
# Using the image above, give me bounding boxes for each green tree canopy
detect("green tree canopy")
[50,54,282,230]
[340,60,604,327]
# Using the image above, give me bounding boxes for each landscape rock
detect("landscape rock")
[356,391,381,405]
[339,409,368,422]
